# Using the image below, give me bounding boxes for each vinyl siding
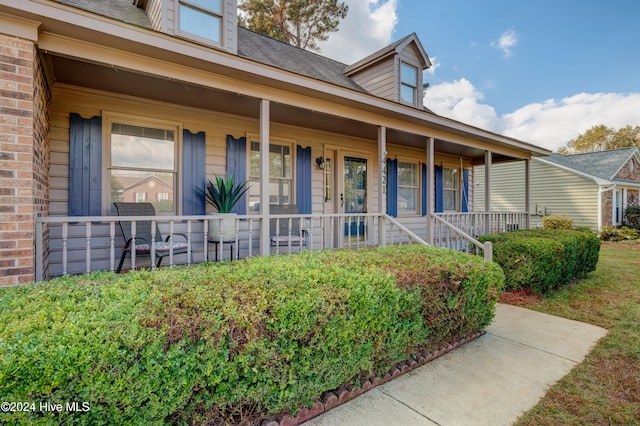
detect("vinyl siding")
[398,44,422,65]
[474,159,600,230]
[349,58,396,101]
[222,0,238,54]
[146,0,163,31]
[48,84,383,275]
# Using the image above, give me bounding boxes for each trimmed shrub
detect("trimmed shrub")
[573,226,594,234]
[478,229,600,294]
[0,245,502,425]
[543,215,573,230]
[624,206,640,230]
[600,226,622,241]
[600,226,640,241]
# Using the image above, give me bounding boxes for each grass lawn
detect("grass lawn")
[511,242,640,425]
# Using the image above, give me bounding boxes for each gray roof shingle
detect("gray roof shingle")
[236,27,365,92]
[49,0,365,92]
[543,148,638,181]
[53,0,153,29]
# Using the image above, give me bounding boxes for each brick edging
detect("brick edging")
[261,330,487,426]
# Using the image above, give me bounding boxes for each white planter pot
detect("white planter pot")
[208,213,237,242]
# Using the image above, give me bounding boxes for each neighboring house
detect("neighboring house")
[474,148,640,231]
[118,175,174,212]
[0,0,550,285]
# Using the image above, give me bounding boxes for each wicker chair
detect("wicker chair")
[270,204,308,249]
[114,202,189,273]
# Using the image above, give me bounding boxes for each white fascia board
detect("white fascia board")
[611,180,640,189]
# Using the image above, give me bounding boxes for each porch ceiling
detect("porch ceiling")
[48,54,520,164]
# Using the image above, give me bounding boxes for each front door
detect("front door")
[342,156,368,237]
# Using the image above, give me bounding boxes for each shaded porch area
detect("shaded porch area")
[35,39,544,280]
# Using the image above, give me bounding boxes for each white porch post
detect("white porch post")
[378,126,387,247]
[612,184,617,226]
[484,150,492,235]
[525,159,531,229]
[597,186,603,232]
[259,99,271,256]
[426,137,435,244]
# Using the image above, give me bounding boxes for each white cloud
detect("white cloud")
[316,0,399,64]
[491,28,518,58]
[502,92,640,150]
[425,79,640,151]
[425,78,499,132]
[319,6,640,153]
[425,56,440,75]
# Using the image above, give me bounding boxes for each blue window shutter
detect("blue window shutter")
[226,135,247,214]
[435,165,443,213]
[422,163,427,216]
[182,130,206,215]
[461,168,469,213]
[69,113,102,216]
[296,145,312,214]
[386,159,398,217]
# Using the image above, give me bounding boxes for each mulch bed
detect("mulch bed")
[499,289,542,306]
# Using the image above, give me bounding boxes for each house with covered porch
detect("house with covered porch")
[0,0,550,285]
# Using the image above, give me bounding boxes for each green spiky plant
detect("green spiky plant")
[199,174,250,213]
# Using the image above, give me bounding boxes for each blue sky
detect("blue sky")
[317,0,640,151]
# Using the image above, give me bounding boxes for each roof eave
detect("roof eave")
[4,0,549,157]
[609,148,640,179]
[534,157,611,185]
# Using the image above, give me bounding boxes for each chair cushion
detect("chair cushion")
[134,241,189,253]
[271,236,304,244]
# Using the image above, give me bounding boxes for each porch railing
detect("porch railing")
[432,214,493,261]
[35,215,263,281]
[35,213,430,281]
[436,211,529,238]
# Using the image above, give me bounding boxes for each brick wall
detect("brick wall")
[627,189,639,207]
[0,33,51,286]
[615,156,640,183]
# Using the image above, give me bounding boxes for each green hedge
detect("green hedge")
[542,215,573,230]
[0,245,503,425]
[623,206,640,230]
[478,229,600,294]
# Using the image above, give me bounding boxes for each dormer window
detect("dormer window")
[178,0,222,44]
[400,62,418,105]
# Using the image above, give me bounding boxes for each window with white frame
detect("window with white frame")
[249,141,293,211]
[107,118,178,214]
[400,62,418,105]
[177,0,222,44]
[398,161,419,214]
[443,167,459,211]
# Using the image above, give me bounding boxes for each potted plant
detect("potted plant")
[198,174,250,242]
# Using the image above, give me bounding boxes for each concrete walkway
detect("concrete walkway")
[304,304,608,426]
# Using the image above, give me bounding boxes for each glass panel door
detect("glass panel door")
[343,157,367,236]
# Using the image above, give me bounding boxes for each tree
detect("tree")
[557,124,640,154]
[611,125,640,149]
[238,0,348,51]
